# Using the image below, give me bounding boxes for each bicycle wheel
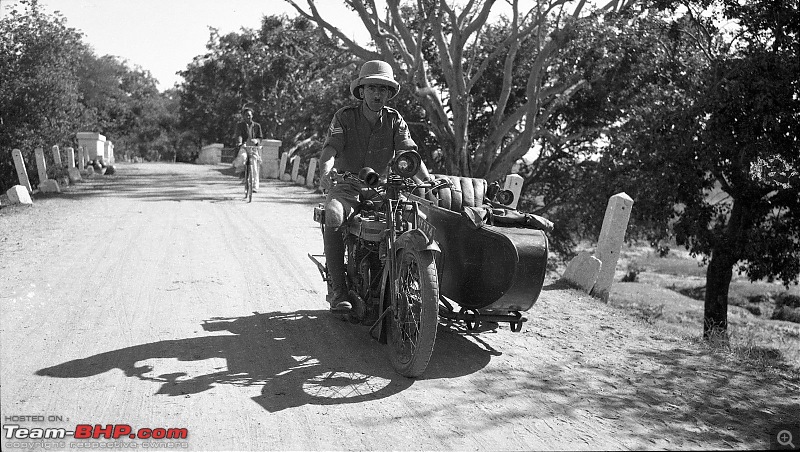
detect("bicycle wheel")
[388,248,439,378]
[246,161,254,202]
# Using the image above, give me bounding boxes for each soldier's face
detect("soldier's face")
[363,84,390,110]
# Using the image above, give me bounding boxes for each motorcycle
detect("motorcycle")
[309,150,549,377]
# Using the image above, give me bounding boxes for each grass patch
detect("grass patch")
[567,241,800,372]
[609,281,800,375]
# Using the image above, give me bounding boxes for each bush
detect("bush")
[775,293,800,309]
[771,293,800,323]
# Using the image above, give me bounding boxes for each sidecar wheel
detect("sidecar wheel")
[388,248,439,378]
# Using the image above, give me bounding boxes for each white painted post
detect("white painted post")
[66,147,76,168]
[279,152,290,181]
[34,147,47,182]
[66,146,81,183]
[306,158,318,188]
[591,192,634,301]
[11,149,32,194]
[104,141,115,164]
[291,156,301,182]
[51,145,62,167]
[78,146,86,171]
[35,147,60,193]
[503,174,524,209]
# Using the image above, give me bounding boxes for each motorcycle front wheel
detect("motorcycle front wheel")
[388,248,439,378]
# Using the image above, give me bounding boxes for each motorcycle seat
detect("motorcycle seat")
[427,175,487,213]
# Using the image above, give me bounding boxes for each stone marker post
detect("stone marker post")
[502,174,524,209]
[35,147,60,193]
[34,147,47,182]
[11,149,32,193]
[104,141,115,164]
[66,147,76,168]
[591,192,634,301]
[306,158,318,188]
[65,148,81,183]
[78,146,86,170]
[279,153,290,181]
[51,145,62,167]
[291,156,301,182]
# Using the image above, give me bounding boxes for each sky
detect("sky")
[1,0,372,91]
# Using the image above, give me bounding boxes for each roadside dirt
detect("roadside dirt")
[1,163,798,451]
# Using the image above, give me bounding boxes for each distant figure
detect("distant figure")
[234,107,264,191]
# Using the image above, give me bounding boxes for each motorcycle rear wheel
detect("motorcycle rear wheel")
[388,248,439,378]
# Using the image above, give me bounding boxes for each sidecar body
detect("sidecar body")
[409,175,548,320]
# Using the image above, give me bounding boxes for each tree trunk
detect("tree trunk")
[703,251,733,339]
[702,196,751,340]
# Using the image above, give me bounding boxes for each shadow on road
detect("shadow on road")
[35,311,493,412]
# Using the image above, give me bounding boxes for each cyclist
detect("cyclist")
[320,60,433,311]
[234,107,264,192]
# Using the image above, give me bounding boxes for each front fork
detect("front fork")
[370,200,400,342]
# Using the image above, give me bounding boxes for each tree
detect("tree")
[77,54,175,161]
[0,0,87,191]
[505,9,681,256]
[284,0,637,180]
[593,0,799,338]
[177,15,355,153]
[0,0,183,191]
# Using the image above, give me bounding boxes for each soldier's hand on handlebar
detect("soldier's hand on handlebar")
[321,169,337,192]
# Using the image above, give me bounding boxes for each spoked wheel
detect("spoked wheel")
[388,248,439,378]
[246,163,254,203]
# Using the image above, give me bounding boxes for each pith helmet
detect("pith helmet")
[350,60,400,100]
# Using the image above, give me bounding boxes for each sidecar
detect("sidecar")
[409,175,548,331]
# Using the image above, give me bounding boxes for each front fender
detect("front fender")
[394,229,441,255]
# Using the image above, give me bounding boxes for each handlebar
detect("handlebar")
[243,145,261,162]
[329,168,451,193]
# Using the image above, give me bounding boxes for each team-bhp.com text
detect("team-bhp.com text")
[4,424,187,440]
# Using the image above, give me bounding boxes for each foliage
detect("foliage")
[0,0,87,191]
[78,55,179,162]
[177,15,355,155]
[584,0,799,336]
[0,0,185,192]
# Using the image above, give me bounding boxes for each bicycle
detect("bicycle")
[243,145,261,203]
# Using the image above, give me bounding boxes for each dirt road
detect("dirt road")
[1,163,797,451]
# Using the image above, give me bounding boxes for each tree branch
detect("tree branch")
[283,0,381,61]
